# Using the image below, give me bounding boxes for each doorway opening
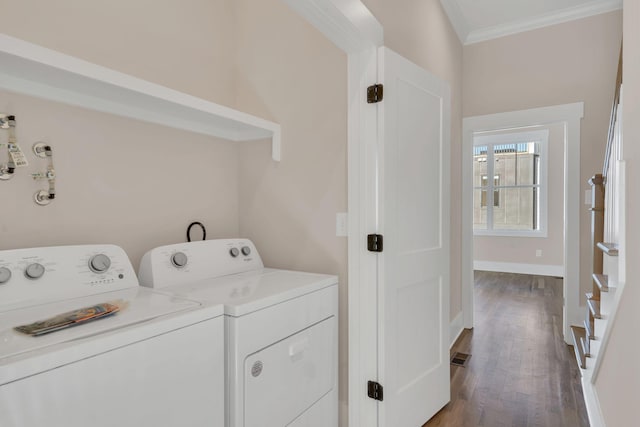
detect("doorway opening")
[462,103,584,344]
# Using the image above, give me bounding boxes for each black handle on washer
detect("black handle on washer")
[186,222,207,242]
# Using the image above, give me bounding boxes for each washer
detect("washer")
[138,238,338,427]
[0,244,225,427]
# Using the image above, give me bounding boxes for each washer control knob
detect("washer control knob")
[0,267,11,284]
[241,246,251,256]
[25,263,45,280]
[229,247,240,258]
[89,254,111,274]
[171,252,188,268]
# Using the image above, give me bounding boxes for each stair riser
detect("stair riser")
[594,317,608,339]
[590,338,601,358]
[599,290,616,315]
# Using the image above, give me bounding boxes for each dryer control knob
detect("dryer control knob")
[89,254,111,274]
[0,267,11,284]
[241,246,251,256]
[229,247,240,258]
[171,252,188,268]
[25,263,45,280]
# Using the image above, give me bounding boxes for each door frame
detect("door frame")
[282,1,383,426]
[462,103,584,344]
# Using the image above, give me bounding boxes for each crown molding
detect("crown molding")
[465,0,623,45]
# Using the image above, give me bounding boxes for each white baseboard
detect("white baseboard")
[450,311,464,348]
[474,261,564,277]
[582,373,605,427]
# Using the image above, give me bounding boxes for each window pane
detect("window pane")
[518,142,540,185]
[492,187,536,230]
[494,145,514,186]
[477,175,499,208]
[473,189,487,230]
[473,146,488,187]
[493,142,540,186]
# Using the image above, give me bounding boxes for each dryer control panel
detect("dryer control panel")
[138,239,264,289]
[0,245,137,310]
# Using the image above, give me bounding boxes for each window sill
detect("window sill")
[473,230,548,238]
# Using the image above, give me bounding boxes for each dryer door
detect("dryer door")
[244,316,337,426]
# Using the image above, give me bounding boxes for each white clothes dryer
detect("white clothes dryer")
[0,244,225,427]
[139,238,338,427]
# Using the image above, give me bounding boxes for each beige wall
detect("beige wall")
[362,0,464,321]
[0,0,237,107]
[595,1,640,425]
[474,123,564,267]
[233,0,349,420]
[0,91,239,268]
[464,11,622,299]
[0,1,240,268]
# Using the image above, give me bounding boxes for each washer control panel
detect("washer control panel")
[0,245,137,310]
[138,239,264,289]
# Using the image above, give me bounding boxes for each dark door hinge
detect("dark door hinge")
[367,84,383,103]
[367,234,383,252]
[368,380,384,401]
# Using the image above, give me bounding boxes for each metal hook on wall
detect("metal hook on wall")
[32,142,56,206]
[0,115,17,180]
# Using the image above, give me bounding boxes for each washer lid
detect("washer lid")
[0,287,205,362]
[162,268,338,317]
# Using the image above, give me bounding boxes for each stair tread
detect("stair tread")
[593,274,609,292]
[571,326,587,369]
[597,242,619,256]
[587,298,602,319]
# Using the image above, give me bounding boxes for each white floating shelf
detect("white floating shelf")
[0,34,281,161]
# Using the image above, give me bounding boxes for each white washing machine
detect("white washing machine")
[138,238,338,427]
[0,244,225,427]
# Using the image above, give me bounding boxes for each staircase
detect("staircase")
[570,44,624,427]
[574,173,620,351]
[571,175,620,372]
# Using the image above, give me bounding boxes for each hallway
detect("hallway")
[425,271,589,426]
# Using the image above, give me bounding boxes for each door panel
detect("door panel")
[378,47,450,427]
[396,277,442,388]
[396,79,443,251]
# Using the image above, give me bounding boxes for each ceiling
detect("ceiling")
[439,0,622,45]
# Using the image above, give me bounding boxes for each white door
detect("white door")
[377,47,450,427]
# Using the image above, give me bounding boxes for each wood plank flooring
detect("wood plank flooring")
[424,271,589,427]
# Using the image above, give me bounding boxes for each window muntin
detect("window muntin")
[473,130,549,237]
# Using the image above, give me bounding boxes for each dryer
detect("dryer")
[138,238,338,427]
[0,244,225,427]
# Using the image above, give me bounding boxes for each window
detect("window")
[473,129,549,237]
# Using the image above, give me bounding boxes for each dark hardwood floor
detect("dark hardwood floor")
[424,271,589,427]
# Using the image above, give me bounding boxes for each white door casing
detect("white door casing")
[377,47,451,426]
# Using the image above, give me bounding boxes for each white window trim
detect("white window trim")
[473,129,549,238]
